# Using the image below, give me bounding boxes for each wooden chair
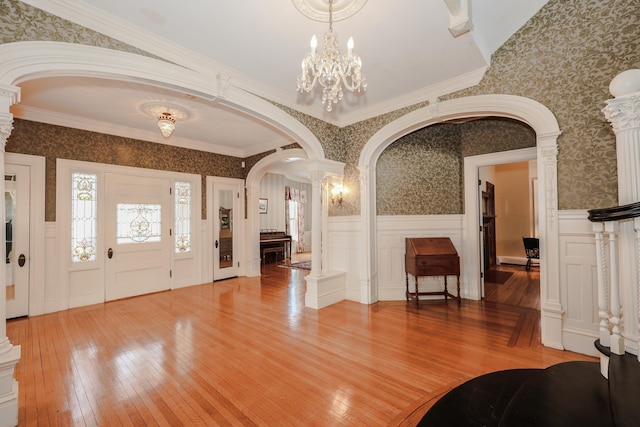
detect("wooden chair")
[523,237,539,271]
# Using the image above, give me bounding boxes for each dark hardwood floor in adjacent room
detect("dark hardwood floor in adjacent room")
[484,263,540,310]
[7,257,591,426]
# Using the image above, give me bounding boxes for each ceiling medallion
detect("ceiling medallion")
[292,0,367,22]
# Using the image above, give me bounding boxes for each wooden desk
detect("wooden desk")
[405,237,460,308]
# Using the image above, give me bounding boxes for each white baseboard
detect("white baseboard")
[497,255,538,266]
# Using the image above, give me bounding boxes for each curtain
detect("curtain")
[298,190,306,253]
[285,186,291,236]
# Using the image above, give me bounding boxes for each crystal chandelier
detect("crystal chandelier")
[142,104,189,139]
[296,0,367,112]
[157,112,176,139]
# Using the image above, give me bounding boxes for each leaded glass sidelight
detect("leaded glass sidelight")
[175,181,191,253]
[71,172,98,263]
[116,204,162,245]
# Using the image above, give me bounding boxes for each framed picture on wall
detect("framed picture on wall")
[258,198,268,214]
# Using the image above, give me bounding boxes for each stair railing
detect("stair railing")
[588,202,640,374]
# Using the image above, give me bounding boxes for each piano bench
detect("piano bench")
[262,246,285,264]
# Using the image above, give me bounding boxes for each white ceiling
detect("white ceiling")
[13,0,549,161]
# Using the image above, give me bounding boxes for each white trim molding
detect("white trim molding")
[358,94,563,350]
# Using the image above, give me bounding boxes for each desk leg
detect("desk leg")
[405,273,409,301]
[443,276,448,301]
[414,274,420,308]
[456,275,461,305]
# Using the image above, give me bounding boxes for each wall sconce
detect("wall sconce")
[331,184,346,205]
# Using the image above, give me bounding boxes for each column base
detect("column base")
[0,345,20,427]
[305,271,346,309]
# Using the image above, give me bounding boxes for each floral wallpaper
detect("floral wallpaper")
[8,119,244,221]
[376,118,536,215]
[3,0,639,218]
[0,0,159,59]
[442,0,640,209]
[291,0,640,213]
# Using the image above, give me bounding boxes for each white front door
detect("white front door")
[105,174,171,301]
[213,183,240,280]
[5,164,30,318]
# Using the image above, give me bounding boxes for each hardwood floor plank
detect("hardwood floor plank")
[7,259,594,426]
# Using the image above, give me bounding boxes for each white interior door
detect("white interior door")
[5,164,30,318]
[213,183,239,280]
[105,174,171,301]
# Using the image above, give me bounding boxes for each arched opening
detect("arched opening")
[0,41,327,312]
[358,94,563,349]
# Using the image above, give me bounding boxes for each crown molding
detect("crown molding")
[19,0,300,112]
[333,65,487,127]
[12,104,251,158]
[18,1,487,130]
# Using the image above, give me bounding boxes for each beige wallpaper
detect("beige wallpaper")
[8,119,244,221]
[3,0,639,216]
[443,0,640,209]
[376,118,536,215]
[0,0,161,59]
[293,0,640,213]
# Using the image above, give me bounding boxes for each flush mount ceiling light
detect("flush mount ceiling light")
[294,0,368,112]
[142,104,189,139]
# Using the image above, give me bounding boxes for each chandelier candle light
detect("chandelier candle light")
[296,0,367,112]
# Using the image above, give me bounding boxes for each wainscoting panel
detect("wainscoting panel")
[327,216,362,302]
[44,222,59,314]
[558,210,599,356]
[376,215,464,301]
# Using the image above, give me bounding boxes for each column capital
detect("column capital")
[0,84,20,108]
[603,94,640,134]
[0,113,13,150]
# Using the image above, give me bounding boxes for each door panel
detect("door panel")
[5,164,29,318]
[105,174,171,301]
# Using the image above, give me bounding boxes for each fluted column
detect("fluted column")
[304,158,346,309]
[308,170,324,277]
[602,69,640,356]
[0,84,20,427]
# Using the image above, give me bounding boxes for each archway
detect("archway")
[358,94,563,350]
[245,148,309,277]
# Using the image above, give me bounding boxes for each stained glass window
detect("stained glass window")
[71,172,97,263]
[174,181,191,253]
[116,204,162,245]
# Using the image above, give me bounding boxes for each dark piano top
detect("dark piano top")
[260,231,291,241]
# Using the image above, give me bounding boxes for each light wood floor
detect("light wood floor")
[7,258,593,426]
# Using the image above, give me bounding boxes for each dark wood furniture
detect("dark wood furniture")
[404,237,461,308]
[482,181,497,270]
[259,231,292,264]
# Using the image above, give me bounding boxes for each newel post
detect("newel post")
[602,69,640,358]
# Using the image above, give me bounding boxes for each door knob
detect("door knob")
[108,248,113,259]
[18,254,26,267]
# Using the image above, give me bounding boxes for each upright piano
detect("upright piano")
[260,230,292,264]
[405,237,460,308]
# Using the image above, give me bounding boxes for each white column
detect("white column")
[245,183,262,276]
[0,84,20,427]
[537,136,564,350]
[602,69,640,356]
[304,158,347,309]
[358,164,378,304]
[308,170,323,277]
